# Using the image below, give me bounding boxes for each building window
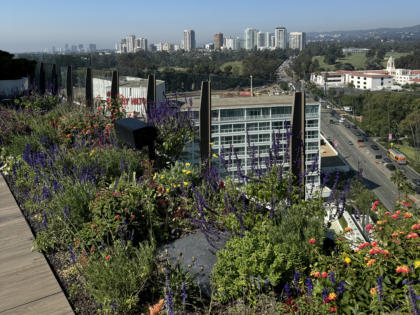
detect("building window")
[357,81,360,84]
[233,147,245,155]
[221,136,232,145]
[233,123,245,132]
[381,83,383,86]
[357,77,360,79]
[306,119,318,128]
[364,82,366,85]
[258,145,270,153]
[357,86,360,88]
[259,134,270,142]
[305,105,318,114]
[247,123,258,131]
[306,142,318,151]
[211,125,219,133]
[220,124,232,133]
[259,122,270,131]
[306,153,318,162]
[364,86,366,89]
[211,137,219,145]
[220,109,244,121]
[232,135,245,144]
[364,78,366,80]
[272,121,283,130]
[305,130,318,139]
[272,106,292,117]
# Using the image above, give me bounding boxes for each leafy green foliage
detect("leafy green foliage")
[154,161,201,190]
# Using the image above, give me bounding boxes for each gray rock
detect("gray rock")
[157,231,228,298]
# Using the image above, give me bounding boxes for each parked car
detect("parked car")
[330,120,335,124]
[412,179,420,186]
[371,145,379,150]
[386,164,396,171]
[383,158,392,163]
[355,132,361,136]
[416,186,420,194]
[362,137,368,142]
[352,125,358,129]
[347,141,353,145]
[339,118,345,123]
[345,124,351,128]
[327,105,331,109]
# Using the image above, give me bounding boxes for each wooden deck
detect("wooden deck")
[0,176,74,315]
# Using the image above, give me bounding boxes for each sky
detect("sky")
[1,0,420,53]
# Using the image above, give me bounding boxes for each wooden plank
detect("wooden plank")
[0,176,74,315]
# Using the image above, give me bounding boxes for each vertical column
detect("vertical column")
[146,74,156,114]
[40,63,46,95]
[51,64,58,95]
[66,66,73,104]
[290,91,306,189]
[200,81,211,169]
[111,71,119,100]
[85,68,93,107]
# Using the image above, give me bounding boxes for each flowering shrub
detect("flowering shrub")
[0,109,32,144]
[154,161,200,191]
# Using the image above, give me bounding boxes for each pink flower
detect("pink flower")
[372,205,377,211]
[309,238,316,244]
[131,215,135,219]
[105,255,110,260]
[366,224,373,231]
[115,215,121,220]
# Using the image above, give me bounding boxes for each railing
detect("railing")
[305,113,319,118]
[220,116,245,121]
[272,114,292,119]
[247,114,271,120]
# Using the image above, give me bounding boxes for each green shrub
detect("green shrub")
[154,161,201,190]
[83,238,156,313]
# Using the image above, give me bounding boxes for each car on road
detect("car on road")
[330,110,335,115]
[329,120,335,124]
[327,105,331,109]
[386,164,396,171]
[412,179,420,186]
[371,145,379,150]
[352,125,358,129]
[362,137,368,142]
[345,124,351,128]
[339,118,345,123]
[355,132,361,136]
[347,141,353,145]
[383,158,392,163]
[416,186,420,194]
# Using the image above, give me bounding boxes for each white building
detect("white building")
[174,44,181,51]
[275,27,287,49]
[244,28,259,50]
[257,32,271,49]
[386,57,420,85]
[225,37,238,50]
[271,36,275,47]
[183,30,196,51]
[126,35,135,53]
[205,43,214,50]
[155,43,163,52]
[92,77,165,117]
[163,43,175,52]
[180,95,321,187]
[236,37,245,50]
[289,32,306,51]
[342,47,369,53]
[135,38,148,51]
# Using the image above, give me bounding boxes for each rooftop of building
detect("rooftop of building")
[312,70,392,78]
[410,78,420,82]
[180,95,317,110]
[320,135,348,168]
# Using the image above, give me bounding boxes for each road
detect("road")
[320,109,420,211]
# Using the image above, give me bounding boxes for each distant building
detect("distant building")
[78,44,83,49]
[214,33,223,50]
[387,57,420,85]
[275,27,287,49]
[126,35,135,53]
[89,44,97,52]
[163,43,175,52]
[205,43,214,50]
[149,44,156,52]
[134,38,148,51]
[289,32,306,50]
[65,43,68,51]
[271,36,275,47]
[342,47,369,53]
[183,30,196,51]
[71,45,77,52]
[155,43,163,52]
[52,46,55,53]
[236,37,245,50]
[121,38,127,46]
[115,44,118,50]
[226,37,238,50]
[244,28,259,50]
[257,32,271,49]
[174,45,180,51]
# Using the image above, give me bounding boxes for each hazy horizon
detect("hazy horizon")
[1,0,420,53]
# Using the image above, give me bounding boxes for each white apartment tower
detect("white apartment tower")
[275,27,287,49]
[126,35,136,53]
[257,32,271,49]
[183,30,196,51]
[244,28,259,50]
[289,32,306,51]
[226,37,238,50]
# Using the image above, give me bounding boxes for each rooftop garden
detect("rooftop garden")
[1,81,420,315]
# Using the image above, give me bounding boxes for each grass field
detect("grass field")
[379,141,420,174]
[75,68,117,78]
[220,61,243,75]
[312,52,411,71]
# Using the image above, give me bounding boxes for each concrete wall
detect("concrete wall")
[0,77,29,96]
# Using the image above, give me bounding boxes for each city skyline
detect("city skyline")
[2,0,420,52]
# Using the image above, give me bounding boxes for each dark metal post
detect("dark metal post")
[51,64,58,95]
[40,63,46,95]
[85,68,93,107]
[200,81,211,169]
[146,75,156,114]
[66,66,73,104]
[111,71,119,100]
[290,91,306,189]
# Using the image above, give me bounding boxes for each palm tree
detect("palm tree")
[400,180,415,197]
[390,169,407,190]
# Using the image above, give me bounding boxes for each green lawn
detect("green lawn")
[312,52,411,71]
[220,61,243,75]
[75,68,117,78]
[379,141,420,174]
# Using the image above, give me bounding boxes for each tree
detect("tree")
[280,82,288,91]
[390,169,407,190]
[223,65,232,76]
[376,48,387,60]
[341,63,355,71]
[400,180,415,196]
[232,66,240,78]
[366,47,377,59]
[346,52,352,57]
[347,82,355,89]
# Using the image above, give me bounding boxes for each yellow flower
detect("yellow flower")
[153,173,157,180]
[184,182,188,186]
[182,170,187,173]
[209,142,214,145]
[177,184,180,187]
[186,171,192,175]
[161,175,165,179]
[212,154,218,158]
[166,188,170,192]
[89,150,95,156]
[415,261,420,269]
[345,257,351,264]
[185,163,190,166]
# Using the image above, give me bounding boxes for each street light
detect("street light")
[250,75,253,97]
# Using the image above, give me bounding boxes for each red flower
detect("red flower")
[105,255,110,260]
[284,297,298,313]
[75,241,80,246]
[372,205,377,211]
[91,246,95,252]
[309,238,316,244]
[321,272,328,278]
[330,306,338,313]
[374,201,379,206]
[391,214,399,219]
[131,215,135,219]
[366,224,373,231]
[115,215,121,220]
[220,180,225,189]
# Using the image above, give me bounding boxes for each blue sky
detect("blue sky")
[1,0,420,53]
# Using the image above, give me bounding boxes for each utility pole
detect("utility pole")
[250,75,253,97]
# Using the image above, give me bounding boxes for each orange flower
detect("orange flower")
[370,287,377,295]
[321,272,328,278]
[367,259,376,267]
[142,299,164,315]
[66,134,71,138]
[404,213,412,219]
[314,272,320,278]
[412,224,420,230]
[345,227,353,232]
[328,293,337,301]
[392,232,399,237]
[309,238,316,244]
[396,265,410,274]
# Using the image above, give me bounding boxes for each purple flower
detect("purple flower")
[293,270,300,290]
[329,271,336,284]
[322,287,329,303]
[337,280,346,294]
[284,283,292,297]
[305,278,313,297]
